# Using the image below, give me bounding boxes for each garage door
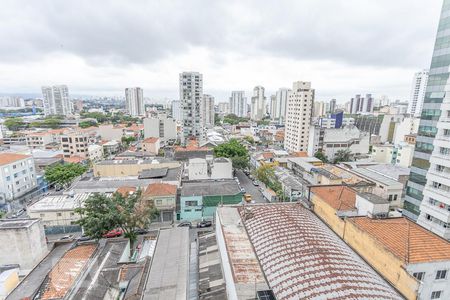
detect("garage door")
[162,211,173,222]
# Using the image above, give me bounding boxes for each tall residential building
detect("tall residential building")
[218,102,230,115]
[407,70,429,117]
[179,71,203,141]
[329,98,337,114]
[250,86,266,120]
[284,81,314,152]
[269,95,277,119]
[144,116,177,142]
[272,88,291,122]
[171,100,182,121]
[41,85,72,116]
[125,87,144,116]
[201,94,215,127]
[404,0,450,225]
[313,101,326,117]
[229,91,247,117]
[349,94,374,114]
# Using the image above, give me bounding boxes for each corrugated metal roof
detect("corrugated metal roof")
[240,203,403,300]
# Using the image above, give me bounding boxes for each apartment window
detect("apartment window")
[394,195,398,201]
[57,213,62,217]
[6,176,10,181]
[155,200,163,205]
[413,272,425,281]
[436,270,447,280]
[185,201,198,206]
[388,195,393,202]
[40,213,45,218]
[431,291,442,299]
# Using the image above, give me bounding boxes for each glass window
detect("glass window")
[413,272,425,281]
[436,270,447,280]
[431,291,442,299]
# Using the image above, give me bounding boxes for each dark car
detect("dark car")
[134,228,149,235]
[197,220,212,228]
[177,221,192,228]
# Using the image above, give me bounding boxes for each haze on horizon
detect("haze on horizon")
[0,0,442,103]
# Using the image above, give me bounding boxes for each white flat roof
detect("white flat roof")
[28,193,92,212]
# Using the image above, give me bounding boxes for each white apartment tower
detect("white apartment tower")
[349,94,374,114]
[407,70,429,117]
[41,85,72,116]
[125,87,144,116]
[180,72,203,141]
[171,100,182,121]
[229,91,247,117]
[251,86,266,120]
[285,81,314,152]
[201,94,215,127]
[313,101,326,117]
[274,88,291,122]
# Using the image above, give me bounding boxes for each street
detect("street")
[235,169,266,203]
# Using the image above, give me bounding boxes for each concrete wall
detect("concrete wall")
[211,160,233,179]
[180,195,203,220]
[311,193,346,237]
[188,159,208,180]
[28,209,79,227]
[93,161,180,177]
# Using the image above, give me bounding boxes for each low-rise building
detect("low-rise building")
[87,144,103,161]
[143,116,177,142]
[102,140,121,155]
[141,137,160,155]
[142,183,177,222]
[0,153,37,201]
[61,131,89,158]
[371,142,415,168]
[93,158,181,177]
[211,157,233,179]
[0,219,48,272]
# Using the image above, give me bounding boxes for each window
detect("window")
[40,213,45,217]
[388,195,393,202]
[155,200,163,206]
[431,291,442,299]
[394,195,398,201]
[413,272,425,281]
[436,270,447,280]
[6,176,10,181]
[185,201,198,206]
[56,213,62,217]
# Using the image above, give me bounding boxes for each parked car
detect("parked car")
[134,228,149,235]
[16,209,25,216]
[240,187,246,193]
[77,235,92,242]
[103,228,123,238]
[197,220,212,228]
[252,181,259,186]
[59,235,74,241]
[177,221,192,228]
[243,170,250,176]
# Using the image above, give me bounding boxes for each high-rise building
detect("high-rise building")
[404,1,450,226]
[329,99,337,114]
[229,91,247,117]
[269,95,277,120]
[250,86,266,120]
[284,81,314,152]
[180,72,203,141]
[171,100,182,121]
[349,94,374,114]
[271,88,291,122]
[201,94,215,127]
[218,102,230,115]
[125,87,144,116]
[41,85,72,116]
[407,70,429,117]
[313,101,326,117]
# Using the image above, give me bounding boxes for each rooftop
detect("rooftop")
[138,168,168,179]
[358,192,389,204]
[238,203,403,300]
[321,165,372,186]
[311,185,356,211]
[351,168,403,187]
[116,186,137,197]
[181,180,241,197]
[143,183,177,197]
[365,164,410,180]
[0,218,40,229]
[350,217,450,264]
[0,153,30,166]
[28,193,92,212]
[96,158,174,165]
[143,137,159,143]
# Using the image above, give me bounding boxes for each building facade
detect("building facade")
[171,100,182,121]
[284,81,314,152]
[180,72,203,141]
[349,94,374,114]
[201,94,215,128]
[250,86,266,120]
[41,85,72,116]
[0,153,37,201]
[404,1,450,221]
[125,87,144,116]
[273,88,290,123]
[229,91,247,117]
[61,131,89,158]
[143,116,177,142]
[407,70,429,117]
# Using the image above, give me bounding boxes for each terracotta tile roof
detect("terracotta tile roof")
[116,186,137,197]
[143,183,177,197]
[143,137,159,143]
[239,204,403,299]
[311,185,356,211]
[261,152,274,160]
[63,156,85,164]
[350,217,450,264]
[40,244,97,299]
[291,151,308,157]
[0,153,30,166]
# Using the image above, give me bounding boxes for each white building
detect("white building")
[229,91,247,117]
[171,100,182,121]
[349,94,374,114]
[392,117,420,145]
[218,102,230,115]
[210,157,233,179]
[180,72,203,141]
[371,142,415,168]
[0,96,25,108]
[188,158,209,180]
[0,153,37,201]
[313,101,326,117]
[87,144,103,161]
[125,87,144,116]
[273,88,290,123]
[143,116,177,142]
[407,70,429,117]
[251,86,266,121]
[417,91,450,239]
[201,94,215,128]
[41,85,72,116]
[284,81,314,152]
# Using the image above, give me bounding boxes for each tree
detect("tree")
[243,136,255,145]
[75,191,159,256]
[333,149,352,164]
[214,139,249,169]
[314,151,328,163]
[4,118,25,131]
[121,136,136,146]
[79,120,97,128]
[44,163,88,189]
[254,164,276,187]
[214,113,221,126]
[223,114,249,125]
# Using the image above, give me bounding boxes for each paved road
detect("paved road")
[235,169,266,203]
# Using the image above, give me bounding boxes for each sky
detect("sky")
[0,0,443,103]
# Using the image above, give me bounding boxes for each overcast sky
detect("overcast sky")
[0,0,442,103]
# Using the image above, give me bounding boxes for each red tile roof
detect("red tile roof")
[143,137,159,143]
[0,153,30,166]
[116,186,137,197]
[311,185,356,211]
[143,183,177,197]
[63,156,85,164]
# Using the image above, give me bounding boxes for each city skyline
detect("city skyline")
[0,1,442,102]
